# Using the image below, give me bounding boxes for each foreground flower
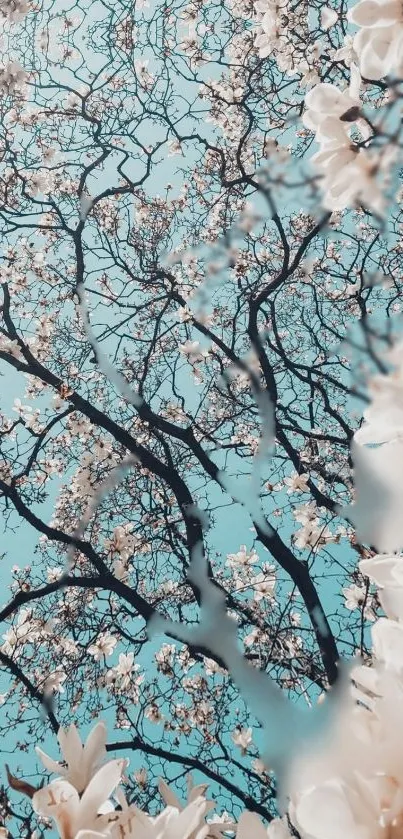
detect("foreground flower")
[348,0,403,79]
[343,341,403,551]
[302,66,385,212]
[109,797,214,839]
[285,547,403,839]
[32,759,128,839]
[35,722,107,792]
[303,71,361,138]
[237,812,291,838]
[158,776,236,837]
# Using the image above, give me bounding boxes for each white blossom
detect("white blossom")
[35,722,107,792]
[348,0,403,79]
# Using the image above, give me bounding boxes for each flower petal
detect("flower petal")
[35,748,66,778]
[83,722,107,775]
[158,778,182,810]
[79,759,128,827]
[236,811,268,839]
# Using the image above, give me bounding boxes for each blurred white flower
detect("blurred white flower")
[231,727,253,754]
[320,7,338,29]
[348,0,403,79]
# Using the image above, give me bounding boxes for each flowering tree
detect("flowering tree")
[0,0,402,836]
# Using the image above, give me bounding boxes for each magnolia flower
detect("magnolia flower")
[334,35,357,65]
[35,722,107,792]
[284,473,309,494]
[27,170,55,197]
[109,798,211,839]
[347,0,403,79]
[1,609,37,656]
[354,341,403,446]
[345,579,367,605]
[88,633,117,661]
[158,776,236,838]
[43,669,67,695]
[312,143,384,214]
[32,759,128,839]
[226,545,259,568]
[303,66,383,212]
[251,571,276,601]
[303,65,361,136]
[114,652,142,690]
[231,727,253,754]
[293,518,332,551]
[359,554,403,671]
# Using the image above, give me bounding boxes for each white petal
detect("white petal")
[378,587,403,621]
[75,833,109,839]
[341,439,403,552]
[158,778,182,810]
[320,7,338,29]
[58,724,83,771]
[305,83,346,115]
[355,27,395,78]
[32,780,80,839]
[236,811,268,839]
[35,747,66,778]
[79,760,128,827]
[348,63,362,101]
[83,722,107,774]
[348,0,400,27]
[294,781,363,839]
[359,555,403,588]
[315,115,351,145]
[371,617,403,669]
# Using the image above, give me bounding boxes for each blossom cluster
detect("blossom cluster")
[4,720,285,839]
[303,68,384,213]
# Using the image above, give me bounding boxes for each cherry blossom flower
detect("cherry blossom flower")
[35,722,107,793]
